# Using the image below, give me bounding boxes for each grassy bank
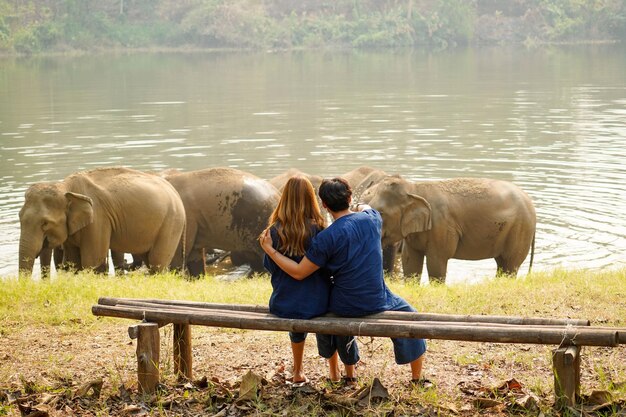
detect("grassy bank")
[1,268,624,416]
[2,267,624,327]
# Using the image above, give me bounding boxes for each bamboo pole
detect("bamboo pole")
[97,297,590,327]
[94,300,602,334]
[92,304,619,347]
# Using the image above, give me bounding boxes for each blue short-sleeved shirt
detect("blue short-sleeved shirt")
[305,209,397,316]
[264,224,331,319]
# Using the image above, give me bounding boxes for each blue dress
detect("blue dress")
[264,223,331,344]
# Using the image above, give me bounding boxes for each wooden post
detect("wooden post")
[129,323,160,395]
[173,324,192,381]
[552,346,581,408]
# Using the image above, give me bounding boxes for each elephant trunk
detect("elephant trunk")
[18,233,44,277]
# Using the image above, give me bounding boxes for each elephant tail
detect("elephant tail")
[181,221,187,275]
[527,232,535,275]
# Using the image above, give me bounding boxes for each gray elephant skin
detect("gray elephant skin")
[364,176,536,282]
[18,167,186,276]
[165,167,281,277]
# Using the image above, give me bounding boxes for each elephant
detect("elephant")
[341,166,400,273]
[341,166,389,203]
[269,168,323,192]
[18,167,186,276]
[363,176,536,282]
[164,167,281,277]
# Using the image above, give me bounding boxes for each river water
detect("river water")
[1,46,625,282]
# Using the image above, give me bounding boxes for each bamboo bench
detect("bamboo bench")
[92,297,624,408]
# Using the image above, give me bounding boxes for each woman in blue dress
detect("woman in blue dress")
[263,176,352,386]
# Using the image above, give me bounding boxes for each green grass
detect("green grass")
[1,267,624,328]
[0,271,273,327]
[389,268,626,325]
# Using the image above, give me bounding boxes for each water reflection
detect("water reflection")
[1,46,625,281]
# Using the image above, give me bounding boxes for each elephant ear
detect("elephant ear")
[65,192,94,235]
[401,193,432,236]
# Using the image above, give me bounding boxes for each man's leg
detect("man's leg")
[316,334,359,382]
[410,354,425,380]
[387,295,429,382]
[328,351,341,382]
[336,335,359,384]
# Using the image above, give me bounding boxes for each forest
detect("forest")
[0,0,625,54]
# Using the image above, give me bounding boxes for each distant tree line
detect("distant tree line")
[0,0,624,54]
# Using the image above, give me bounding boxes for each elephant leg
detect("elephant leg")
[495,256,520,277]
[425,254,449,283]
[111,250,126,274]
[53,247,65,271]
[382,243,399,274]
[79,232,110,273]
[425,231,460,283]
[39,247,53,279]
[401,244,425,279]
[62,244,81,272]
[129,253,145,270]
[186,248,206,278]
[170,223,198,273]
[147,225,185,274]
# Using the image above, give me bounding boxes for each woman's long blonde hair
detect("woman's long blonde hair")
[268,176,326,257]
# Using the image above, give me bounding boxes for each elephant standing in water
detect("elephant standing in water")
[165,167,281,277]
[364,176,536,282]
[18,167,186,276]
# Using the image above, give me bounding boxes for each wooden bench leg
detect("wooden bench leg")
[173,324,192,381]
[552,345,581,408]
[129,323,160,394]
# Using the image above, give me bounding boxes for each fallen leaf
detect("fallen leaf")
[584,390,613,405]
[73,378,103,399]
[512,394,539,412]
[495,378,523,393]
[237,370,263,402]
[355,377,389,406]
[473,398,503,409]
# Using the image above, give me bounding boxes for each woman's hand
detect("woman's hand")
[259,228,274,255]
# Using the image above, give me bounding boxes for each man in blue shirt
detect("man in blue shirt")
[260,177,429,386]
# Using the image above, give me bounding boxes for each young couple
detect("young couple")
[259,176,429,388]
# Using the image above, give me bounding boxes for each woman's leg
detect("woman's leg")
[289,332,307,383]
[290,340,306,383]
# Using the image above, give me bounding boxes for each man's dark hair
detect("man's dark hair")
[319,177,352,212]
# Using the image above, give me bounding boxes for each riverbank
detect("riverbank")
[1,268,624,416]
[1,0,624,55]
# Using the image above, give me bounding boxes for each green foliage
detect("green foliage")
[13,28,40,54]
[180,0,273,48]
[0,15,9,39]
[0,0,623,53]
[351,8,415,48]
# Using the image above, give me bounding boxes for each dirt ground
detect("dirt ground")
[1,321,624,416]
